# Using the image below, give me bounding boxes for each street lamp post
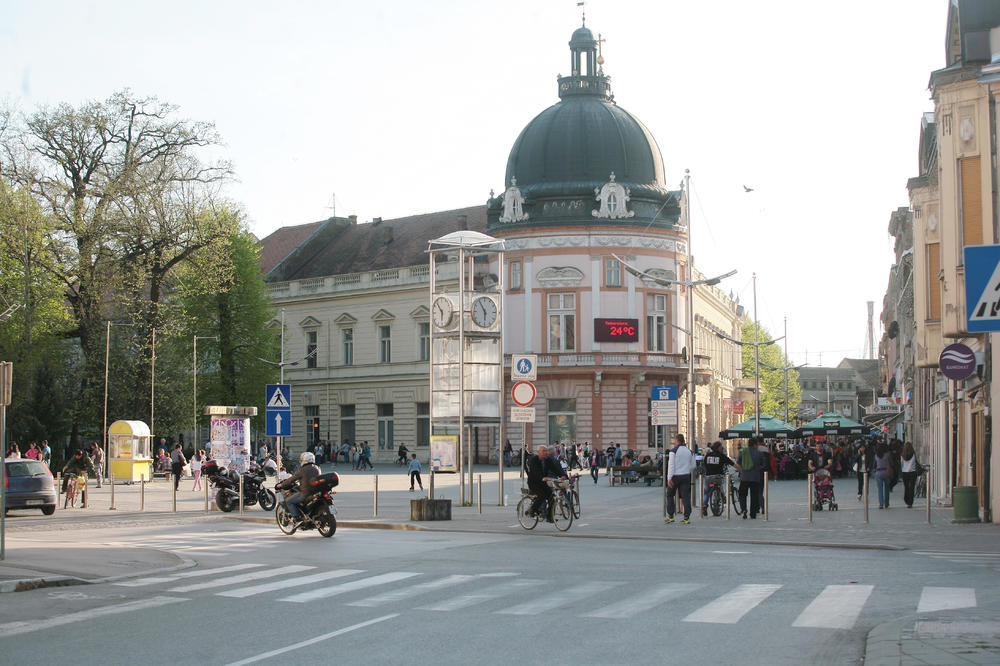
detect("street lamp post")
[194,335,219,450]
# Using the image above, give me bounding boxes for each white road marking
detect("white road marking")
[792,585,873,629]
[584,583,703,619]
[684,584,782,624]
[498,581,618,615]
[169,565,314,592]
[917,587,977,613]
[224,614,398,665]
[279,572,420,603]
[0,596,186,638]
[218,569,364,598]
[712,551,750,554]
[417,580,537,612]
[347,574,474,607]
[115,562,267,587]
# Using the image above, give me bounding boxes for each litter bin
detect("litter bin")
[952,486,981,523]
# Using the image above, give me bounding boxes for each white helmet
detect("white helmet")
[300,452,316,465]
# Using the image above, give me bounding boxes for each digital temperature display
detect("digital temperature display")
[594,318,639,342]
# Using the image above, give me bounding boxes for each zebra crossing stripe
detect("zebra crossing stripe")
[279,572,421,603]
[417,580,538,612]
[498,581,619,615]
[0,596,186,638]
[169,565,314,592]
[583,583,703,619]
[683,584,782,624]
[115,562,267,587]
[917,587,977,613]
[218,569,365,598]
[792,585,873,629]
[347,574,475,608]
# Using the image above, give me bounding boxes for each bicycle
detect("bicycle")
[726,465,743,515]
[566,474,581,519]
[63,474,85,509]
[705,473,725,516]
[516,478,574,532]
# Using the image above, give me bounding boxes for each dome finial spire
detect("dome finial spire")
[578,1,585,26]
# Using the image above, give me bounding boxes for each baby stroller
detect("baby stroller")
[812,469,838,511]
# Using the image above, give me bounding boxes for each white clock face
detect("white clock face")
[432,296,454,328]
[471,296,498,328]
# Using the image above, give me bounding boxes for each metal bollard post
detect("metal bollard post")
[239,473,244,516]
[726,474,731,520]
[863,472,869,523]
[691,472,698,508]
[925,467,931,524]
[56,473,62,503]
[763,472,768,521]
[807,473,813,523]
[140,474,145,512]
[698,474,704,519]
[429,469,435,501]
[373,475,378,517]
[172,477,177,512]
[204,477,210,512]
[82,476,88,509]
[110,473,116,510]
[477,474,482,514]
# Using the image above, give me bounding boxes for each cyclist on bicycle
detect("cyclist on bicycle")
[526,445,567,520]
[397,442,409,465]
[701,440,734,516]
[61,449,95,494]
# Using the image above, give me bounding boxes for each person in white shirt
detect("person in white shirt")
[665,433,695,524]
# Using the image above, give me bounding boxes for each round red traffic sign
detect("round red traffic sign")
[512,381,536,407]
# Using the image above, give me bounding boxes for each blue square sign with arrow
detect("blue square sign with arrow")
[265,383,291,437]
[964,244,1000,332]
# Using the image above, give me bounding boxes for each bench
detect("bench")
[610,465,662,486]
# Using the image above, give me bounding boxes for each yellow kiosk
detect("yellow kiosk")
[108,420,153,483]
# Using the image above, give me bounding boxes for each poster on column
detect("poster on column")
[210,416,251,473]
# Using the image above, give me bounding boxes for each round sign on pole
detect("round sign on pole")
[939,343,977,380]
[512,381,536,407]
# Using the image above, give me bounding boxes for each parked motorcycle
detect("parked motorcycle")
[203,460,276,512]
[275,472,339,537]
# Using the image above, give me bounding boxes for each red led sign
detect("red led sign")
[594,318,639,342]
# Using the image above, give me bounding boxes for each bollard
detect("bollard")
[726,474,731,520]
[763,471,768,522]
[239,473,244,516]
[807,473,813,523]
[698,474,704,519]
[110,473,116,510]
[172,477,177,512]
[477,474,482,514]
[56,473,62,503]
[373,475,379,517]
[925,467,931,524]
[140,474,145,512]
[863,472,869,523]
[691,471,698,508]
[429,469,435,501]
[204,476,210,512]
[82,476,88,509]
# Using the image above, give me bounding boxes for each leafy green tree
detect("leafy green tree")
[740,320,801,422]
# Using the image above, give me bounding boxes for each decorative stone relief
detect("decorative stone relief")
[499,178,529,223]
[536,266,585,288]
[592,172,635,219]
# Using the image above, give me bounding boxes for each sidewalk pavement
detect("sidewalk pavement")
[1,464,997,662]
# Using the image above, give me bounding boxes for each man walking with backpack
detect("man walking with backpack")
[737,436,766,519]
[665,433,695,525]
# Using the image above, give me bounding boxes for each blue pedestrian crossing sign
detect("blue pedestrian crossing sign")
[265,384,291,437]
[964,244,1000,332]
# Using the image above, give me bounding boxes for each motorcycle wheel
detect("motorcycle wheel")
[259,489,277,511]
[316,512,336,537]
[275,503,297,535]
[216,490,236,513]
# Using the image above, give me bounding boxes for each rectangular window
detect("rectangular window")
[510,260,522,291]
[926,242,941,320]
[379,325,391,363]
[377,403,394,450]
[418,322,430,361]
[306,331,317,368]
[547,293,576,352]
[646,293,667,352]
[416,402,430,447]
[605,258,622,287]
[548,398,577,444]
[305,405,320,448]
[342,328,354,366]
[340,404,355,444]
[960,156,983,249]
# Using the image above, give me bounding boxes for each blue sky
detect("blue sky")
[0,0,946,367]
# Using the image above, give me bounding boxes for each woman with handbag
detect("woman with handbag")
[900,442,921,508]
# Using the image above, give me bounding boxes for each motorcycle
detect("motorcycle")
[203,460,276,512]
[275,472,339,538]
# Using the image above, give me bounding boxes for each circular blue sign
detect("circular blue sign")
[939,343,976,380]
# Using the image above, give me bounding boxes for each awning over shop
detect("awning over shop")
[794,413,866,437]
[719,414,797,439]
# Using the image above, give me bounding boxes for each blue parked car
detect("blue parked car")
[4,458,57,515]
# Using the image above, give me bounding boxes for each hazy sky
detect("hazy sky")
[0,0,946,367]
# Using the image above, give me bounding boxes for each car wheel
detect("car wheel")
[41,505,56,516]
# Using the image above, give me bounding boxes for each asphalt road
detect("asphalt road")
[2,519,998,665]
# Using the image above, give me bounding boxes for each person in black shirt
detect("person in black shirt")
[701,440,734,515]
[525,445,567,518]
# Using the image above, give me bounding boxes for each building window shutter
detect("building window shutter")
[927,242,941,321]
[960,156,983,248]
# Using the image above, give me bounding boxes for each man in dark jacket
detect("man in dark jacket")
[736,437,766,519]
[277,452,322,522]
[526,445,566,518]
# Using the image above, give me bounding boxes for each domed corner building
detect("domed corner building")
[259,23,746,462]
[486,23,745,454]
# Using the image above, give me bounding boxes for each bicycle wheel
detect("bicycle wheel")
[516,496,538,530]
[570,489,581,519]
[552,495,573,532]
[710,487,723,516]
[729,484,743,515]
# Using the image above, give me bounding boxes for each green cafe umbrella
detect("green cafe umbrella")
[719,414,797,439]
[794,413,866,437]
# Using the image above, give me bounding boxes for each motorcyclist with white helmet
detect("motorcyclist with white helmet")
[276,452,321,523]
